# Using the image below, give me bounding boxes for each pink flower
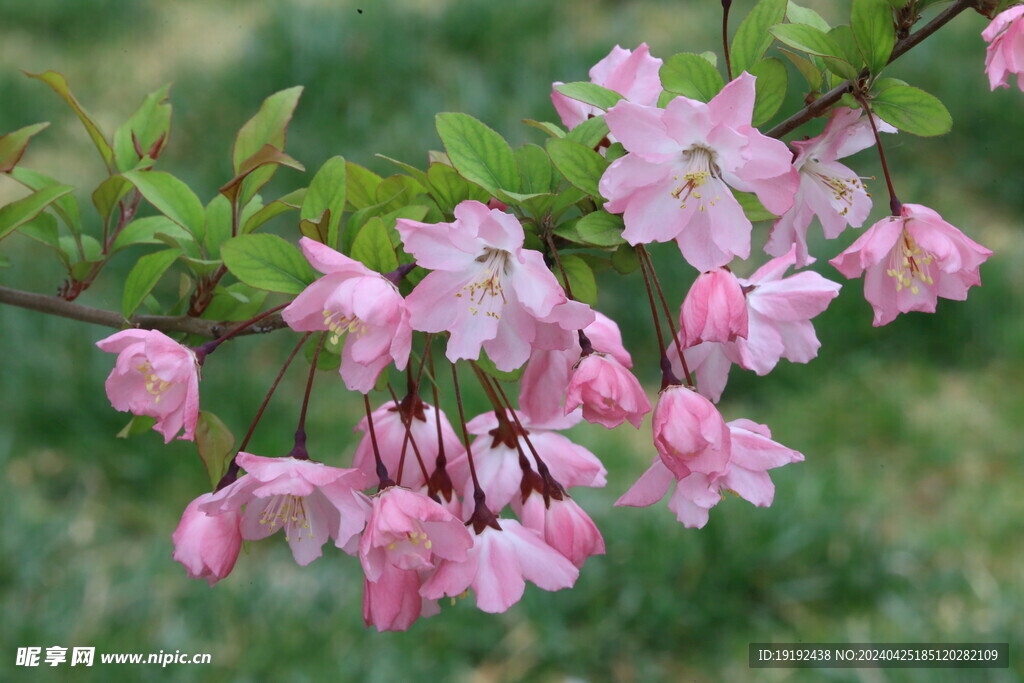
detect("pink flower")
[552,43,663,130]
[520,311,632,428]
[983,5,1024,91]
[171,492,242,586]
[767,108,895,267]
[616,419,803,528]
[600,73,799,271]
[282,237,412,393]
[359,486,473,582]
[206,453,369,566]
[563,353,651,429]
[516,494,605,568]
[680,267,748,345]
[397,201,594,371]
[652,385,730,480]
[829,203,992,327]
[352,399,464,490]
[419,519,579,613]
[96,329,201,443]
[363,564,439,632]
[669,247,840,401]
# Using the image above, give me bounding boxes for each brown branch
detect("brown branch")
[767,0,976,139]
[0,284,287,338]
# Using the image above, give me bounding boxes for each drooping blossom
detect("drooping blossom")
[282,237,412,393]
[363,564,439,632]
[617,419,803,528]
[359,486,473,582]
[652,384,731,481]
[397,201,594,371]
[419,519,579,613]
[516,493,605,568]
[680,267,748,345]
[983,5,1024,91]
[600,72,799,271]
[551,43,663,130]
[520,312,632,428]
[96,329,201,443]
[669,246,841,402]
[352,398,464,490]
[767,108,895,267]
[171,492,242,586]
[447,410,607,514]
[204,453,369,566]
[829,203,992,327]
[563,352,651,429]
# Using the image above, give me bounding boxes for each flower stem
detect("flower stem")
[426,345,455,502]
[855,93,902,216]
[635,246,681,389]
[638,245,693,387]
[289,331,327,460]
[387,383,430,488]
[363,394,396,491]
[193,302,291,362]
[451,361,500,532]
[722,0,734,81]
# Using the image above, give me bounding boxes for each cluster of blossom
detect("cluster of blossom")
[91,5,1022,628]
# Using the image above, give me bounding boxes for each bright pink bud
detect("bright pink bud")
[564,353,651,429]
[680,268,749,345]
[171,492,242,586]
[517,494,605,568]
[363,564,438,632]
[96,329,201,443]
[652,385,730,480]
[983,5,1024,91]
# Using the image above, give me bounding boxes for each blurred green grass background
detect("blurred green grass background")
[1,0,1022,680]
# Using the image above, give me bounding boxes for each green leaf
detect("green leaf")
[116,415,157,438]
[9,167,82,234]
[346,162,383,210]
[436,112,519,196]
[660,53,725,102]
[219,144,305,204]
[749,58,789,126]
[564,116,610,149]
[611,243,640,274]
[546,138,608,198]
[828,26,865,73]
[121,170,205,240]
[112,216,192,253]
[870,85,952,137]
[232,86,303,174]
[18,213,61,253]
[220,233,316,294]
[554,254,597,306]
[121,248,181,318]
[26,70,114,171]
[199,282,267,322]
[522,119,567,138]
[731,0,789,74]
[426,162,491,215]
[203,195,232,257]
[515,144,556,194]
[786,1,831,31]
[770,23,860,81]
[241,188,306,234]
[92,174,132,227]
[375,154,429,188]
[553,82,624,111]
[0,185,74,242]
[195,411,236,488]
[113,84,172,171]
[733,190,778,222]
[779,48,824,89]
[300,156,347,249]
[351,217,399,274]
[0,122,49,173]
[852,0,896,74]
[574,210,626,247]
[375,175,426,214]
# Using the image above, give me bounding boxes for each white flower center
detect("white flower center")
[886,229,934,295]
[457,248,510,318]
[671,146,723,211]
[259,494,314,541]
[805,157,868,217]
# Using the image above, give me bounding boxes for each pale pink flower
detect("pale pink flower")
[516,493,605,568]
[520,311,632,428]
[983,5,1024,91]
[600,73,799,271]
[680,267,748,345]
[552,43,663,130]
[171,492,242,586]
[564,353,650,429]
[96,329,201,443]
[419,519,579,613]
[397,201,594,371]
[652,385,730,480]
[359,486,473,582]
[205,453,369,566]
[282,237,412,393]
[352,399,464,490]
[363,564,439,632]
[616,419,803,528]
[829,203,992,326]
[767,108,895,267]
